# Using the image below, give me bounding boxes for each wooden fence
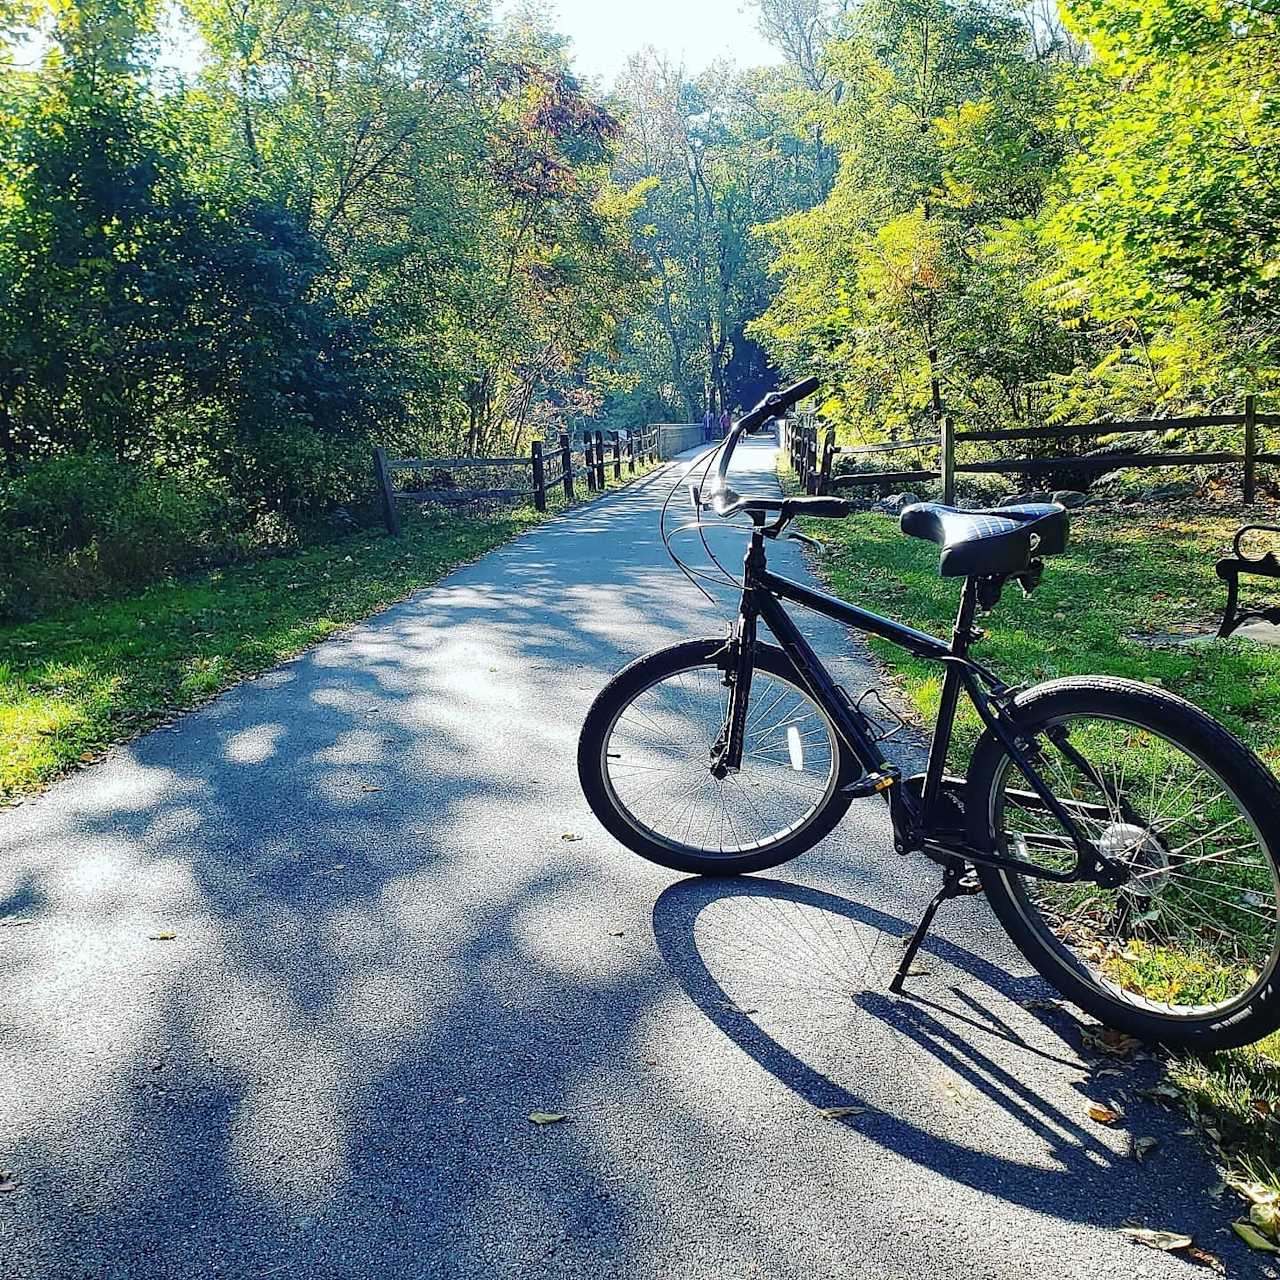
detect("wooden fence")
[781,396,1280,506]
[373,426,660,535]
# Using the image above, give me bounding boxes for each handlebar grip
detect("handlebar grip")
[782,375,821,404]
[739,376,822,432]
[790,497,851,518]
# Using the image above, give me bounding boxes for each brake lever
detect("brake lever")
[783,529,821,551]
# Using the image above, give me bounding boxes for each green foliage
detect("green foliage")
[752,0,1279,443]
[0,0,649,616]
[0,453,235,618]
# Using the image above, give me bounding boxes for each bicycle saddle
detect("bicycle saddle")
[900,502,1069,577]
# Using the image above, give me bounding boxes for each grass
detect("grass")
[803,500,1280,773]
[0,457,660,804]
[786,467,1280,1210]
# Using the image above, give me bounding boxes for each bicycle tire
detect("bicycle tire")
[577,637,859,875]
[967,675,1280,1049]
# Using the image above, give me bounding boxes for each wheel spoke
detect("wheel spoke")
[992,709,1279,1019]
[602,661,840,858]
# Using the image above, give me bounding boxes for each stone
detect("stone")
[998,491,1053,507]
[1138,482,1196,502]
[873,491,920,515]
[1051,489,1089,509]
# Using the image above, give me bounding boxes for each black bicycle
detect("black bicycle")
[578,377,1280,1050]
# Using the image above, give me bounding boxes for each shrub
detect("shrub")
[0,454,237,619]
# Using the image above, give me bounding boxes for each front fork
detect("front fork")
[711,593,758,776]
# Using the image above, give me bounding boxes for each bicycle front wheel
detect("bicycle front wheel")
[577,638,858,874]
[968,676,1280,1049]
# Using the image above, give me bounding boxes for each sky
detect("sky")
[16,0,786,84]
[531,1,784,87]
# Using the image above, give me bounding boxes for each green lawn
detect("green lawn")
[0,458,659,804]
[805,503,1280,774]
[790,480,1280,1207]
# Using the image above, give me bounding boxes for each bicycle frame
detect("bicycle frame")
[722,525,1127,889]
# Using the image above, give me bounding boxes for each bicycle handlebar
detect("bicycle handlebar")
[709,376,820,515]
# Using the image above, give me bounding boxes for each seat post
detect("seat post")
[921,577,980,812]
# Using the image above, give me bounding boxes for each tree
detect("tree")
[751,0,1062,439]
[1030,0,1280,415]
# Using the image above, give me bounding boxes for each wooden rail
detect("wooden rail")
[782,397,1280,506]
[373,425,660,534]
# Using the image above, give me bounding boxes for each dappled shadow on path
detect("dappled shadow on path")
[0,440,1243,1277]
[653,875,1245,1260]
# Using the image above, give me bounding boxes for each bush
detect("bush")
[223,426,371,523]
[0,454,237,619]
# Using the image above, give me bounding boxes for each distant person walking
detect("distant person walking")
[719,407,732,437]
[703,407,714,439]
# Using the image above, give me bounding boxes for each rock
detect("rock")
[873,491,920,515]
[1138,482,1196,502]
[1051,489,1089,509]
[998,491,1053,507]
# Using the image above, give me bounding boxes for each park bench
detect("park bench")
[1217,524,1280,637]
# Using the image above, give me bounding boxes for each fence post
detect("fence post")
[559,431,573,501]
[610,430,622,480]
[595,430,606,489]
[627,435,635,474]
[584,437,597,492]
[1244,394,1257,506]
[818,432,835,496]
[531,439,546,512]
[373,446,401,536]
[805,425,819,494]
[941,415,956,506]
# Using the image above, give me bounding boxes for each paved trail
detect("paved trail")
[0,439,1252,1278]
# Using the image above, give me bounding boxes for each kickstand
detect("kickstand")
[889,863,980,994]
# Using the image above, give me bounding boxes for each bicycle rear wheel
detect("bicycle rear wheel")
[577,638,858,874]
[968,676,1280,1049]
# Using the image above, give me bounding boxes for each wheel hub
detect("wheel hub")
[1099,821,1169,896]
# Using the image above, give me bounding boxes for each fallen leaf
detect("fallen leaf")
[1094,1067,1124,1078]
[1250,1202,1280,1239]
[1133,1136,1159,1162]
[528,1112,568,1125]
[1121,1226,1192,1251]
[608,929,625,937]
[1233,1221,1279,1252]
[1229,1178,1279,1206]
[360,786,382,794]
[560,833,582,842]
[0,916,33,927]
[1088,1104,1122,1125]
[817,1105,866,1119]
[1253,1098,1275,1117]
[1082,1026,1141,1057]
[1184,1244,1225,1273]
[148,933,177,941]
[0,1180,17,1193]
[1020,997,1061,1011]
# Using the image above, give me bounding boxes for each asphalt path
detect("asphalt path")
[0,436,1258,1278]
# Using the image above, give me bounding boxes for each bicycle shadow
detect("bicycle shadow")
[651,874,1243,1250]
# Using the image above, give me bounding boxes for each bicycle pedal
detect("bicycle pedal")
[842,769,897,798]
